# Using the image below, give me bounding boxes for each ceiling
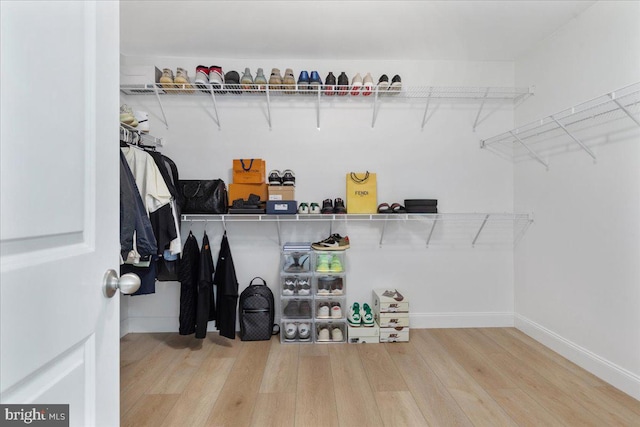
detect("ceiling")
[120,0,596,62]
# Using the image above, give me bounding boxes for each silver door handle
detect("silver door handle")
[103,269,141,298]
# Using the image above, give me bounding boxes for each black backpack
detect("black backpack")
[239,277,278,341]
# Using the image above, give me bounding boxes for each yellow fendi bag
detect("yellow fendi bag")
[346,172,377,214]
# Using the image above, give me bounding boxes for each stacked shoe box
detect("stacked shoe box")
[229,159,267,212]
[267,170,296,215]
[372,288,410,342]
[347,320,380,343]
[313,250,347,343]
[280,243,313,343]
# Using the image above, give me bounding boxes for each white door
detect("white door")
[1,2,121,426]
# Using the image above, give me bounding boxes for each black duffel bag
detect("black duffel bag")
[179,179,228,214]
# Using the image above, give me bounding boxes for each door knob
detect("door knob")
[103,269,141,298]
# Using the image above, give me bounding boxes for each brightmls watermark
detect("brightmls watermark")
[0,405,68,426]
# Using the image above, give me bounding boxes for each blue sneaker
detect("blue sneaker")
[297,71,309,93]
[309,71,322,93]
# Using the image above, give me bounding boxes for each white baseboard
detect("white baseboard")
[127,316,219,334]
[515,314,640,401]
[410,312,514,328]
[120,318,129,338]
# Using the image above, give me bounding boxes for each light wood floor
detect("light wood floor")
[120,328,640,427]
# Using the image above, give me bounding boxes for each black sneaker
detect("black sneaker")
[224,70,241,94]
[282,169,295,186]
[390,74,402,92]
[268,170,282,185]
[334,198,347,214]
[337,72,349,96]
[377,74,390,91]
[324,72,336,96]
[284,300,300,317]
[321,198,333,214]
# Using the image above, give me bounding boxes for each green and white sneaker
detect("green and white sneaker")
[362,303,375,327]
[316,254,331,272]
[348,302,361,326]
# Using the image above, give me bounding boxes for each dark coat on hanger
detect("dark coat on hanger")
[213,233,239,340]
[178,232,199,335]
[195,232,215,339]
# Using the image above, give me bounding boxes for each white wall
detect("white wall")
[120,56,519,333]
[514,1,640,399]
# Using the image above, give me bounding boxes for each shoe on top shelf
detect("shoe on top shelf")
[255,68,267,91]
[390,74,402,92]
[283,68,296,94]
[269,68,283,90]
[377,74,390,91]
[337,72,349,96]
[324,72,336,96]
[281,169,295,186]
[362,73,374,96]
[225,71,242,94]
[159,68,175,90]
[297,71,309,93]
[241,67,254,90]
[174,67,194,93]
[309,71,322,92]
[120,104,137,126]
[195,65,211,92]
[311,233,350,251]
[208,65,224,90]
[134,111,149,133]
[350,73,363,96]
[268,170,282,185]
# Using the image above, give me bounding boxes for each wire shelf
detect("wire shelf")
[119,122,163,147]
[481,82,640,167]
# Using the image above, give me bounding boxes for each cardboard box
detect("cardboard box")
[348,323,379,343]
[373,288,409,313]
[266,200,297,215]
[375,312,410,328]
[379,327,410,343]
[268,186,295,201]
[228,183,268,206]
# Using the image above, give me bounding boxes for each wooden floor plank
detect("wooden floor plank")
[358,344,408,392]
[487,388,565,427]
[385,343,473,427]
[205,340,272,427]
[414,330,518,427]
[249,393,296,427]
[295,356,339,427]
[259,340,299,393]
[375,391,429,427]
[298,343,328,357]
[329,344,384,426]
[159,357,235,427]
[454,328,506,355]
[122,394,180,427]
[120,332,170,363]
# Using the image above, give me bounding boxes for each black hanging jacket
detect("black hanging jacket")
[178,232,199,335]
[213,233,239,339]
[195,232,215,339]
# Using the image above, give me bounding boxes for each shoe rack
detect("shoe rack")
[181,212,533,248]
[280,248,348,344]
[120,83,533,131]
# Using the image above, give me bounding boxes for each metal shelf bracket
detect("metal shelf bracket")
[153,85,169,129]
[550,115,595,161]
[472,87,490,132]
[510,131,549,169]
[472,214,490,247]
[208,90,221,130]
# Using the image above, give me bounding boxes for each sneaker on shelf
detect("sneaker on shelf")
[134,111,149,133]
[309,203,321,214]
[208,65,224,91]
[350,73,363,96]
[316,277,332,295]
[283,278,297,296]
[159,68,175,90]
[362,303,375,327]
[284,322,298,341]
[175,67,194,93]
[315,254,331,273]
[225,71,242,94]
[348,302,361,326]
[298,322,311,341]
[329,255,343,273]
[330,277,344,295]
[324,72,336,96]
[317,302,330,318]
[283,68,296,94]
[334,198,347,214]
[311,234,350,251]
[195,65,211,92]
[317,327,330,342]
[283,300,300,317]
[331,327,344,342]
[254,67,268,91]
[309,71,322,93]
[320,199,334,214]
[298,203,309,214]
[268,170,282,185]
[241,67,254,91]
[362,73,374,96]
[337,72,349,96]
[390,74,402,92]
[297,70,309,93]
[377,74,390,91]
[297,278,311,296]
[269,68,283,90]
[284,253,309,272]
[299,300,312,317]
[330,302,343,319]
[281,169,295,186]
[120,104,137,126]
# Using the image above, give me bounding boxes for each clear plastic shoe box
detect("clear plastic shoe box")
[314,321,346,343]
[313,251,346,274]
[281,320,313,344]
[280,273,313,297]
[314,296,346,321]
[281,251,312,273]
[314,274,347,296]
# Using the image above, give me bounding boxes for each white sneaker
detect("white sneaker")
[133,111,149,133]
[331,327,344,342]
[298,203,309,214]
[283,278,296,296]
[317,327,330,342]
[298,322,311,341]
[297,278,311,296]
[350,73,363,96]
[317,303,330,318]
[348,302,361,327]
[330,303,342,319]
[284,323,298,341]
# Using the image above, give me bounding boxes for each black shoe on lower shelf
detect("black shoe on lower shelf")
[321,198,334,214]
[334,198,347,214]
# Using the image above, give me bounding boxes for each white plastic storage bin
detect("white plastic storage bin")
[281,297,313,320]
[314,274,346,296]
[281,251,312,273]
[313,251,346,274]
[314,296,346,320]
[314,321,347,343]
[280,274,312,297]
[281,320,313,343]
